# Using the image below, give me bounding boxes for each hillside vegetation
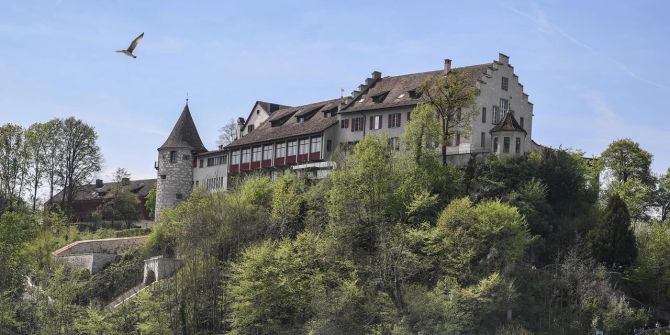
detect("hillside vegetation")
[2,105,670,334]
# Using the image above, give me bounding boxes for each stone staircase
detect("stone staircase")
[104,281,153,311]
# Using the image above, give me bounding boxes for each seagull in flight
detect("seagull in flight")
[116,32,144,58]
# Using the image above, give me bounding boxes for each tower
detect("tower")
[155,102,207,221]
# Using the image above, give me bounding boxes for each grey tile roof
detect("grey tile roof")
[490,112,527,134]
[50,179,157,203]
[341,64,491,113]
[159,103,207,152]
[226,98,341,148]
[223,63,492,148]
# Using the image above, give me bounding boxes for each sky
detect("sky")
[1,0,669,182]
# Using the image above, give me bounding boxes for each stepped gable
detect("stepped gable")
[159,103,207,152]
[490,112,527,134]
[226,98,340,148]
[341,63,491,113]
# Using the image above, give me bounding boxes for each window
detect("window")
[160,175,166,180]
[389,137,400,150]
[388,113,401,128]
[340,119,349,129]
[351,117,365,132]
[515,138,521,154]
[256,109,260,114]
[455,132,461,146]
[287,141,297,156]
[232,150,240,164]
[299,138,309,154]
[275,142,285,158]
[176,193,183,200]
[408,90,421,99]
[493,106,501,123]
[372,92,388,103]
[369,115,382,130]
[310,137,321,153]
[500,99,509,116]
[241,148,250,163]
[207,156,226,166]
[169,151,177,163]
[247,124,254,133]
[326,140,332,152]
[252,146,262,162]
[502,77,509,91]
[520,117,525,129]
[503,137,510,153]
[182,154,190,161]
[493,137,499,152]
[481,132,485,148]
[195,180,199,187]
[481,107,487,123]
[263,145,273,160]
[199,159,203,168]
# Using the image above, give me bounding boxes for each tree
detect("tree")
[417,69,479,165]
[59,118,102,217]
[42,119,64,204]
[656,167,670,221]
[25,122,51,211]
[217,118,238,147]
[270,172,306,238]
[601,139,654,185]
[145,186,156,220]
[0,124,31,210]
[589,194,637,268]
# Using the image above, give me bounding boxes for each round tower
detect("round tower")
[155,102,207,221]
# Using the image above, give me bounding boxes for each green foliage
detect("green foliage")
[144,185,156,220]
[589,194,638,268]
[0,211,37,292]
[270,172,307,238]
[601,138,654,185]
[238,175,274,208]
[418,198,530,284]
[627,220,670,307]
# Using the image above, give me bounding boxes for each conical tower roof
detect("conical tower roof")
[159,103,207,152]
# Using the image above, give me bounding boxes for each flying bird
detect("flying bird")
[115,32,144,58]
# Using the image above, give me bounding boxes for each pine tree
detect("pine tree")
[589,194,637,268]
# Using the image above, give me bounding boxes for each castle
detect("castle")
[155,53,537,220]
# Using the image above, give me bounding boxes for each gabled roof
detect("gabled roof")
[159,103,207,152]
[225,99,340,148]
[341,64,491,113]
[490,112,527,134]
[50,179,157,203]
[241,101,292,130]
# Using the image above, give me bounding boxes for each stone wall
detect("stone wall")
[156,147,194,221]
[52,236,148,257]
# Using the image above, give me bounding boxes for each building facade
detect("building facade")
[155,53,536,220]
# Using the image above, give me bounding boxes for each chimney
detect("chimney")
[121,177,130,186]
[498,53,509,65]
[95,179,103,188]
[371,71,382,80]
[444,59,452,73]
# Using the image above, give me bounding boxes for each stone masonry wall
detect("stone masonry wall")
[156,147,194,221]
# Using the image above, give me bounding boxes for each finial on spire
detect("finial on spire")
[186,92,189,104]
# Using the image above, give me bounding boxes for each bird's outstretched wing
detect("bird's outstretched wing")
[127,32,144,52]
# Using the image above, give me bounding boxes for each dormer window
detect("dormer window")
[371,91,389,103]
[408,90,422,99]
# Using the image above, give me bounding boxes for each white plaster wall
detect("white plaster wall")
[193,157,228,192]
[470,56,533,153]
[241,102,270,136]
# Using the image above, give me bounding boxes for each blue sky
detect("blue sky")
[1,0,669,181]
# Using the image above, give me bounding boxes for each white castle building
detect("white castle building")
[155,53,537,220]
